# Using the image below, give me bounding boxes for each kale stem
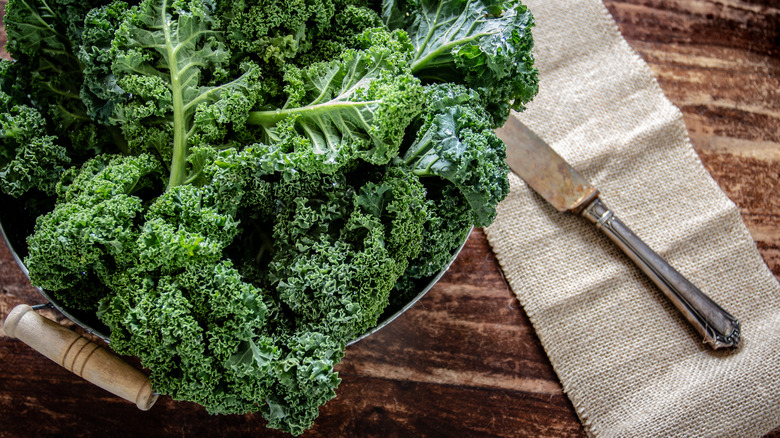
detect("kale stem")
[402,127,435,168]
[247,100,381,126]
[413,2,444,63]
[164,0,188,190]
[411,33,487,74]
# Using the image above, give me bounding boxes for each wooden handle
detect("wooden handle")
[3,304,158,410]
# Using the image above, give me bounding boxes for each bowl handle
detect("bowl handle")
[3,304,158,410]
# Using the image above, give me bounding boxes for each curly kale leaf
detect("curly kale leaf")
[0,85,71,197]
[390,182,472,307]
[3,0,122,155]
[246,42,425,173]
[216,0,335,64]
[261,331,344,436]
[78,1,133,123]
[215,0,381,73]
[263,165,426,341]
[110,0,263,188]
[0,1,126,199]
[398,84,509,227]
[297,9,385,72]
[24,154,164,310]
[397,0,539,124]
[22,140,351,434]
[98,260,280,415]
[3,0,90,96]
[0,135,71,197]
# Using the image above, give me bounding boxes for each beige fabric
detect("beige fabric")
[484,1,780,437]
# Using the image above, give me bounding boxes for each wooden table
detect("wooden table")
[1,1,778,436]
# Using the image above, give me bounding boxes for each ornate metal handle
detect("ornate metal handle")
[582,198,740,349]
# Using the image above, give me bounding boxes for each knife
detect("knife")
[495,116,741,349]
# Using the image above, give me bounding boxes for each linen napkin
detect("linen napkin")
[484,1,780,437]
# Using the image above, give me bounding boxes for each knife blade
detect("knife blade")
[495,115,741,349]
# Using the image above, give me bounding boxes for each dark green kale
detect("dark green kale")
[399,84,510,227]
[0,0,539,434]
[386,0,539,125]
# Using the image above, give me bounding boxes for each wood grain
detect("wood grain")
[1,1,778,437]
[602,0,780,278]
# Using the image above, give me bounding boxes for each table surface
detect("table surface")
[1,1,779,436]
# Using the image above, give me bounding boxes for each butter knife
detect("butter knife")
[495,116,740,349]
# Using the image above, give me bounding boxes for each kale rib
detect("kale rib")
[163,0,189,189]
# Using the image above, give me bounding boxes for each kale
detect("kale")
[0,0,539,434]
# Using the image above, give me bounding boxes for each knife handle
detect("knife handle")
[582,198,740,349]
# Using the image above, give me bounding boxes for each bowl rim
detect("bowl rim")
[0,214,471,345]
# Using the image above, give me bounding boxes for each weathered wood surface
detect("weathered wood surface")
[0,1,778,436]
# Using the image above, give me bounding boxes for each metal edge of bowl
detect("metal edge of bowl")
[0,219,111,341]
[346,226,472,346]
[1,216,472,346]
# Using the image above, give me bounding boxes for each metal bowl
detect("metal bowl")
[0,195,470,345]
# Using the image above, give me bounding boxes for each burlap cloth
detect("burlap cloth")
[484,1,780,436]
